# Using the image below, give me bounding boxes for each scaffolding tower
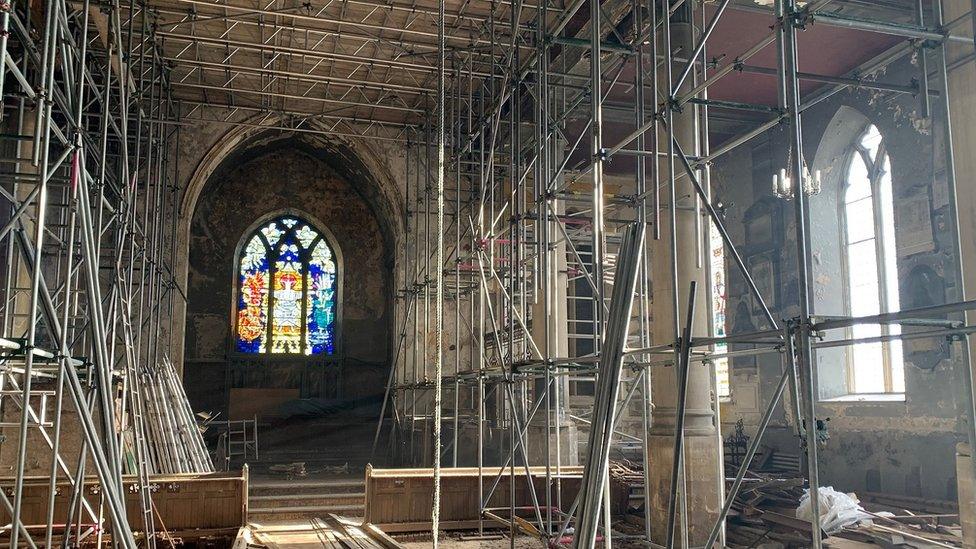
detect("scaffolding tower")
[0,0,210,545]
[363,0,976,547]
[1,0,975,546]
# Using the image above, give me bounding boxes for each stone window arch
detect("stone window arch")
[810,107,905,399]
[839,123,904,394]
[234,213,340,355]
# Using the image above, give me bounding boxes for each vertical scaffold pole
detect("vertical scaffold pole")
[431,0,446,546]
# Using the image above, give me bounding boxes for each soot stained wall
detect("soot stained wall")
[183,146,392,415]
[710,60,968,501]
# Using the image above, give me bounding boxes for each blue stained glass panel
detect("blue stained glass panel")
[236,216,337,355]
[237,235,269,352]
[306,239,337,355]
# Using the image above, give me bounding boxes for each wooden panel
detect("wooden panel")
[959,444,973,549]
[0,470,247,537]
[364,466,628,532]
[228,387,299,419]
[227,358,341,402]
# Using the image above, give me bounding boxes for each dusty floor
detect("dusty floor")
[401,536,542,548]
[242,520,543,548]
[239,520,876,548]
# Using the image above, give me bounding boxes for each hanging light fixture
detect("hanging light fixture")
[772,144,821,199]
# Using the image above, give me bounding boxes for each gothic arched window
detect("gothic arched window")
[235,215,338,355]
[842,124,903,394]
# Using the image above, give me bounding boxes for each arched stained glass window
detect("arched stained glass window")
[842,124,903,394]
[236,215,337,355]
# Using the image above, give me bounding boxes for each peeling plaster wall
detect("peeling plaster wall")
[183,145,393,414]
[172,116,410,419]
[169,117,409,380]
[712,60,968,501]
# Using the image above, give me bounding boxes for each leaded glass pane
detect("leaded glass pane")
[847,239,880,315]
[306,239,337,355]
[296,224,317,249]
[878,157,899,311]
[237,235,269,352]
[237,215,338,356]
[851,340,885,393]
[845,198,875,244]
[261,222,283,247]
[708,221,729,398]
[859,125,883,161]
[271,237,304,353]
[845,155,872,203]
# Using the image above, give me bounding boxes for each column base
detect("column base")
[645,433,723,545]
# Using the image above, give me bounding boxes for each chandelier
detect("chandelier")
[772,145,821,200]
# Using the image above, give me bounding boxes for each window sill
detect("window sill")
[821,393,906,403]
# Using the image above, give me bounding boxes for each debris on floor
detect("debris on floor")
[613,458,965,548]
[240,516,405,549]
[797,486,871,534]
[316,463,351,476]
[265,461,350,479]
[727,474,966,547]
[268,462,308,478]
[321,514,405,549]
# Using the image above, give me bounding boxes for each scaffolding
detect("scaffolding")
[0,0,210,545]
[359,0,976,547]
[0,0,975,546]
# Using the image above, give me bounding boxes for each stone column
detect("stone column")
[529,138,577,466]
[943,0,976,529]
[527,216,577,465]
[645,3,722,544]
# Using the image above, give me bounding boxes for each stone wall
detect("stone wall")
[169,116,408,380]
[182,141,394,415]
[712,59,968,501]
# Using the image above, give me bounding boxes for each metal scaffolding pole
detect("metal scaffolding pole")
[780,0,824,545]
[572,222,644,549]
[350,0,976,547]
[0,0,210,542]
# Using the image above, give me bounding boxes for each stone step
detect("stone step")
[247,452,372,466]
[248,504,365,521]
[242,463,368,476]
[249,492,365,508]
[249,447,372,465]
[250,478,365,497]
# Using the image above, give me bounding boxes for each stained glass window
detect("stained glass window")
[709,220,730,399]
[236,216,337,355]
